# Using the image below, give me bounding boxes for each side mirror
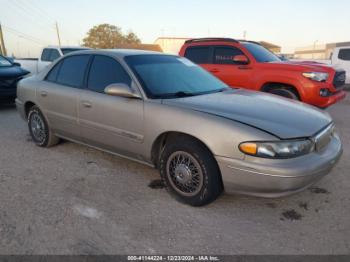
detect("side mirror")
[104,83,141,99]
[233,55,249,65]
[13,62,21,67]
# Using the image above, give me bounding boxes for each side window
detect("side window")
[41,49,52,62]
[49,49,60,62]
[46,61,62,82]
[184,46,212,64]
[56,55,90,88]
[338,49,350,61]
[214,46,245,65]
[87,55,131,93]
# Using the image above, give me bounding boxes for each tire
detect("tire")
[268,88,299,100]
[159,135,223,206]
[28,105,59,147]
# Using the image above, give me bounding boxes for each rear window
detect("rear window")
[184,46,212,64]
[56,55,90,88]
[41,49,52,62]
[49,49,60,61]
[61,48,88,55]
[338,49,350,61]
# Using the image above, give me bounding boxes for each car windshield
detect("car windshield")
[242,42,281,63]
[0,56,12,67]
[61,48,89,55]
[125,55,228,99]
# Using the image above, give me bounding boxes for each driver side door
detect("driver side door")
[78,55,145,160]
[209,45,254,88]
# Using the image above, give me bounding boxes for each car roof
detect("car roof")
[65,49,166,58]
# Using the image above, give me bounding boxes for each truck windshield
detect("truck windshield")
[125,55,228,99]
[0,56,12,67]
[242,42,281,63]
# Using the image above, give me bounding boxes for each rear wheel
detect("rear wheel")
[268,88,299,100]
[159,136,223,206]
[28,105,59,147]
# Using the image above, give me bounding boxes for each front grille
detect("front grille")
[314,124,334,152]
[333,70,346,89]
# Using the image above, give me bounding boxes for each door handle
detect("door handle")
[40,91,48,97]
[82,101,92,108]
[209,68,219,73]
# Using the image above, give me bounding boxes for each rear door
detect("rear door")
[78,55,144,159]
[183,46,214,72]
[211,46,254,88]
[38,55,91,140]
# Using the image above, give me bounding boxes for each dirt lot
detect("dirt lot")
[0,95,349,255]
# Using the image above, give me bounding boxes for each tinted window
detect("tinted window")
[46,61,62,82]
[41,49,51,62]
[184,46,212,64]
[49,49,60,61]
[338,49,350,61]
[56,55,90,88]
[61,48,89,55]
[87,56,131,93]
[242,42,280,62]
[125,55,227,99]
[214,46,245,64]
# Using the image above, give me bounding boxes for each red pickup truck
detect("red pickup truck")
[179,38,346,108]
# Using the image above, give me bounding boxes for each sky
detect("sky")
[1,0,350,57]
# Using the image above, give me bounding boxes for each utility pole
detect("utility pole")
[55,22,61,47]
[243,30,247,40]
[0,23,7,56]
[312,40,318,59]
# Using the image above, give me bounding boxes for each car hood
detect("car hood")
[267,60,335,73]
[0,66,29,79]
[162,89,332,139]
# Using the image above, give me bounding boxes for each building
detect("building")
[154,37,282,55]
[259,41,281,53]
[154,37,190,54]
[113,43,162,52]
[295,41,350,60]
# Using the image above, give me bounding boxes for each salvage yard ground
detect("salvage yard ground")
[0,94,349,255]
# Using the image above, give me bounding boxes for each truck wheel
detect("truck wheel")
[28,105,59,147]
[268,88,299,100]
[159,136,223,206]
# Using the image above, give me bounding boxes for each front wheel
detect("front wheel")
[159,136,223,206]
[28,105,59,147]
[268,88,299,100]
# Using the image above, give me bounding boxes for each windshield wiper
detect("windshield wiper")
[172,91,196,98]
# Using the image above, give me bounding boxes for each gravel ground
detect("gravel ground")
[0,95,349,255]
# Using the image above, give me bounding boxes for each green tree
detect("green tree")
[83,24,141,49]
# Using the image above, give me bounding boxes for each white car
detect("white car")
[15,46,90,75]
[331,47,350,85]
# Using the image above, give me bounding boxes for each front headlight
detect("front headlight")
[302,72,329,82]
[239,139,314,159]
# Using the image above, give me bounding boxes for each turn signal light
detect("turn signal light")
[239,143,257,155]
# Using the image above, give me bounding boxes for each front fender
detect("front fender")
[142,101,277,162]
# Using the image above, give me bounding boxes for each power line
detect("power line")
[25,0,57,23]
[7,1,56,32]
[15,0,56,26]
[2,25,48,46]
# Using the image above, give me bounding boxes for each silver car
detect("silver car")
[16,50,342,206]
